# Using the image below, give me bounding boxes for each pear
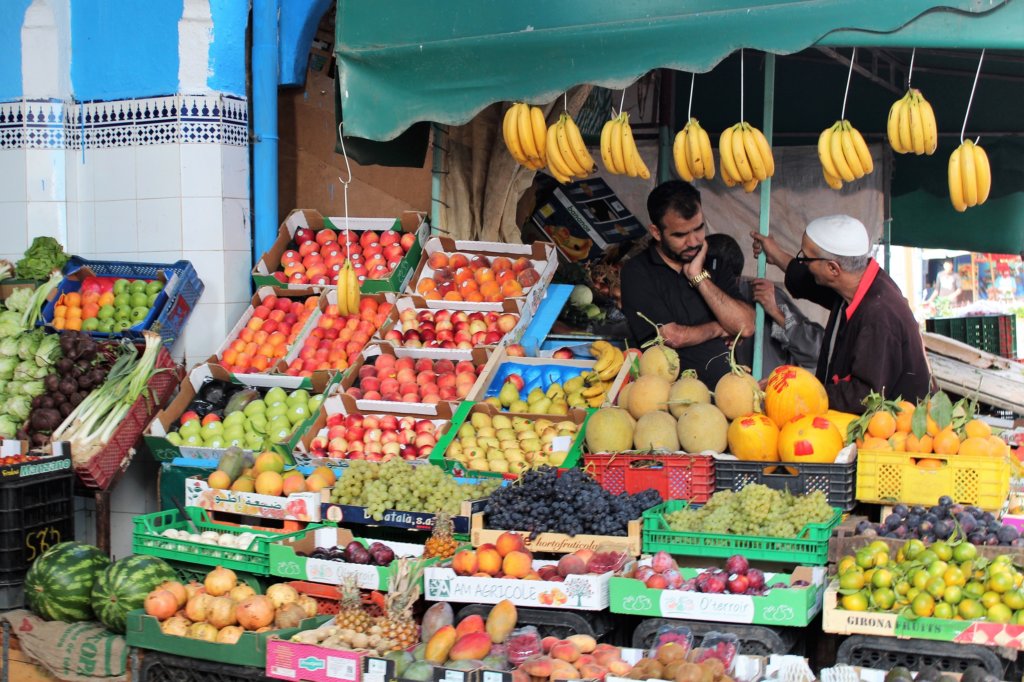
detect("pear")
[548,401,569,415]
[484,397,502,410]
[509,400,530,413]
[546,383,566,400]
[512,417,532,432]
[492,414,513,430]
[527,387,546,404]
[458,424,476,438]
[498,382,521,408]
[470,413,492,429]
[264,386,288,406]
[531,397,553,414]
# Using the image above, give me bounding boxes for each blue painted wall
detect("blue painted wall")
[279,0,332,86]
[0,0,32,101]
[70,0,183,101]
[208,0,248,96]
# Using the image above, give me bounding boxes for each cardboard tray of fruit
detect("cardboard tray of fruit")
[320,496,487,535]
[296,402,452,468]
[185,475,322,523]
[266,635,370,682]
[126,609,331,667]
[608,559,826,626]
[470,513,642,556]
[822,579,1024,649]
[144,363,334,462]
[335,344,492,417]
[252,208,429,293]
[428,401,590,479]
[405,236,558,316]
[268,526,445,590]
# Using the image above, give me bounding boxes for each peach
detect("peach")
[520,656,554,678]
[502,550,533,579]
[451,549,478,576]
[455,614,485,637]
[511,670,530,682]
[550,641,582,663]
[537,565,559,581]
[477,547,503,576]
[557,554,587,578]
[541,636,559,654]
[522,571,542,581]
[578,663,607,680]
[592,644,619,656]
[496,531,527,557]
[448,631,492,661]
[574,549,594,567]
[607,660,632,676]
[550,660,581,680]
[593,649,622,667]
[567,635,597,654]
[574,655,595,670]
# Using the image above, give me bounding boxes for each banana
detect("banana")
[917,94,938,155]
[742,178,759,193]
[673,128,694,181]
[582,381,608,398]
[337,262,350,315]
[719,126,742,184]
[741,124,767,181]
[517,103,541,165]
[597,348,624,381]
[823,168,844,190]
[948,147,967,212]
[848,123,874,175]
[830,122,856,182]
[720,166,738,187]
[545,120,575,182]
[590,339,613,355]
[750,126,773,177]
[887,97,906,153]
[620,115,639,177]
[600,119,618,174]
[555,116,588,177]
[897,98,913,155]
[908,94,925,155]
[839,122,865,179]
[818,124,841,179]
[586,394,606,408]
[960,139,978,207]
[347,261,359,314]
[609,116,627,175]
[503,105,529,166]
[698,124,716,179]
[686,121,705,178]
[592,347,616,373]
[563,114,596,176]
[973,142,991,204]
[529,106,548,164]
[730,124,753,182]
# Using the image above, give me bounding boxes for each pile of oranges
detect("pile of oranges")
[857,400,1010,464]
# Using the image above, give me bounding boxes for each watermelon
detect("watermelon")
[91,554,177,633]
[24,541,110,622]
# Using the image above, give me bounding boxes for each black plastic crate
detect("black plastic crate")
[836,635,1004,677]
[926,314,1017,359]
[713,457,857,511]
[0,578,25,609]
[0,459,75,574]
[632,617,800,657]
[136,651,277,682]
[455,604,614,642]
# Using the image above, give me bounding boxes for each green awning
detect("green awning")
[334,1,1014,142]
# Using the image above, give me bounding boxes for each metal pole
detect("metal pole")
[252,0,281,260]
[431,123,445,232]
[752,54,775,381]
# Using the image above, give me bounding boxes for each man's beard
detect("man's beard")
[659,242,701,264]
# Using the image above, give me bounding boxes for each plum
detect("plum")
[938,495,953,506]
[884,514,902,530]
[997,526,1019,544]
[911,505,927,516]
[856,520,872,533]
[892,504,909,517]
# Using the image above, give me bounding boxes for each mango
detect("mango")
[455,614,485,638]
[420,602,453,643]
[449,632,492,661]
[485,599,518,643]
[424,625,457,665]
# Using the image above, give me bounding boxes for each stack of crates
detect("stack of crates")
[0,444,75,608]
[927,314,1017,358]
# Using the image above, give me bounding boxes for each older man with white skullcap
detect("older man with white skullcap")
[751,216,930,413]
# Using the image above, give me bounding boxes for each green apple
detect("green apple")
[307,395,324,413]
[81,317,100,332]
[287,389,311,406]
[166,432,183,445]
[286,403,310,425]
[97,318,116,333]
[244,432,265,450]
[223,424,246,441]
[268,417,293,441]
[146,280,164,296]
[206,437,224,449]
[247,414,268,435]
[179,419,202,439]
[97,304,115,320]
[115,318,133,331]
[115,305,132,321]
[114,294,131,309]
[113,279,130,295]
[183,433,203,446]
[223,412,246,428]
[129,279,148,295]
[130,292,149,308]
[147,293,159,307]
[265,402,289,421]
[130,306,149,323]
[242,399,267,417]
[265,386,288,406]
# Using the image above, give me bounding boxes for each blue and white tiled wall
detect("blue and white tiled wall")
[0,93,252,367]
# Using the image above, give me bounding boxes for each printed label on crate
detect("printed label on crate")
[320,501,480,534]
[184,477,319,522]
[0,454,72,480]
[266,637,366,682]
[424,565,610,610]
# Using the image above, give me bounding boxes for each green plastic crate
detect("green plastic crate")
[641,500,842,565]
[164,560,269,594]
[132,506,316,576]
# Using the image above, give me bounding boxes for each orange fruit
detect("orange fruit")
[916,458,943,470]
[867,412,897,439]
[964,419,991,439]
[66,306,82,320]
[959,437,993,457]
[98,291,115,307]
[906,433,933,454]
[932,428,961,455]
[861,436,892,451]
[64,317,82,331]
[926,414,940,437]
[63,292,82,307]
[894,401,916,433]
[889,432,908,452]
[52,317,67,330]
[988,436,1009,457]
[82,302,100,319]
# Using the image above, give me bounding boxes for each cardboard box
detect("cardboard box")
[608,565,825,626]
[360,656,487,682]
[184,476,321,523]
[144,363,334,462]
[0,279,40,302]
[424,560,613,610]
[252,208,429,294]
[428,401,591,480]
[822,579,1024,649]
[320,496,486,535]
[268,526,438,590]
[530,178,647,263]
[467,347,610,405]
[266,637,367,682]
[374,296,531,359]
[470,512,641,556]
[404,237,558,317]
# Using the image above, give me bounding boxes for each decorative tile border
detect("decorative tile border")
[0,94,248,150]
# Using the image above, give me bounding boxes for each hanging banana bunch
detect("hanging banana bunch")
[336,259,360,315]
[545,113,595,183]
[817,120,873,190]
[718,122,774,193]
[887,89,938,156]
[502,102,548,170]
[673,118,715,182]
[600,113,650,179]
[948,140,991,212]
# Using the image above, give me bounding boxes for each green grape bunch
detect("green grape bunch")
[665,484,834,538]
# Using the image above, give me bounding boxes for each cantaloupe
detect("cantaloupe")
[584,408,634,453]
[627,375,671,419]
[667,370,710,418]
[617,383,633,408]
[714,337,761,419]
[676,403,728,453]
[633,412,680,451]
[636,312,680,381]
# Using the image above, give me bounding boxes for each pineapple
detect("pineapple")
[378,558,423,649]
[335,574,372,632]
[424,512,458,559]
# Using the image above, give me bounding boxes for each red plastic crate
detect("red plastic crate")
[75,347,183,490]
[289,580,384,617]
[583,453,714,502]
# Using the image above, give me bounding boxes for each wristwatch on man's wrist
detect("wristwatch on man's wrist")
[688,269,711,288]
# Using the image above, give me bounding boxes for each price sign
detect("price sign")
[25,526,62,562]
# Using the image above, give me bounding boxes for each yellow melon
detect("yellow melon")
[764,365,828,428]
[727,414,780,462]
[777,414,843,464]
[667,370,710,418]
[676,403,728,454]
[633,412,680,451]
[825,409,859,445]
[627,375,671,419]
[584,408,634,453]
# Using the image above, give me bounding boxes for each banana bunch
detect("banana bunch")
[887,89,937,156]
[600,113,650,179]
[818,120,873,190]
[335,260,360,315]
[570,340,625,408]
[718,122,774,193]
[672,118,715,181]
[502,102,548,170]
[948,139,991,212]
[545,113,596,183]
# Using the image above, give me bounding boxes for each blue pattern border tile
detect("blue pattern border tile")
[0,94,248,150]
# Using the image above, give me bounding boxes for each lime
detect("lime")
[988,603,1014,624]
[912,592,935,617]
[952,542,978,563]
[958,598,985,620]
[933,602,955,620]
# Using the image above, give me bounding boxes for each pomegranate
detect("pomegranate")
[273,603,307,629]
[296,595,319,618]
[158,581,188,608]
[184,593,213,622]
[204,566,237,597]
[236,595,276,630]
[183,581,205,600]
[144,589,179,620]
[229,584,256,602]
[188,622,219,642]
[216,625,245,644]
[160,615,190,637]
[206,596,239,629]
[265,583,300,609]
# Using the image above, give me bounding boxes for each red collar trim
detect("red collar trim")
[846,259,879,320]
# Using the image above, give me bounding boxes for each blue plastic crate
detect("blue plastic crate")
[41,257,204,348]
